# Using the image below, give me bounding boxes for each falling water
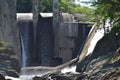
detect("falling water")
[61,24,104,74]
[61,66,76,73]
[78,23,103,61]
[86,25,104,56]
[20,33,27,67]
[5,76,20,80]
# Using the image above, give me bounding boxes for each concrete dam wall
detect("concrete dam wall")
[17,13,91,67]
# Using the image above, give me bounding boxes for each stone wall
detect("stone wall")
[0,0,20,62]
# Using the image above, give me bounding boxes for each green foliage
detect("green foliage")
[74,5,96,22]
[111,21,120,39]
[93,0,120,21]
[59,0,95,22]
[39,0,76,13]
[17,0,32,13]
[92,0,120,35]
[38,0,53,12]
[16,0,95,22]
[59,0,75,13]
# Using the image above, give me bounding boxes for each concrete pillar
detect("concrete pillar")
[33,0,39,58]
[53,0,59,57]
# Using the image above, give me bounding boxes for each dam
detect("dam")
[17,13,92,67]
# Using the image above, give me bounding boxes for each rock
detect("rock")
[76,47,120,79]
[0,74,5,80]
[51,72,80,80]
[77,33,118,69]
[10,57,20,72]
[76,54,91,72]
[76,31,120,79]
[0,0,21,76]
[6,69,19,78]
[32,72,80,80]
[0,0,21,63]
[90,33,118,60]
[52,75,72,80]
[110,48,120,64]
[0,68,7,76]
[0,41,20,77]
[33,76,46,80]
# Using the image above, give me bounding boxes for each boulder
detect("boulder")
[0,41,20,77]
[0,0,21,62]
[76,30,120,79]
[6,69,19,78]
[0,74,5,80]
[33,76,46,80]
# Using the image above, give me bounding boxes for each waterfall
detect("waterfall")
[17,13,34,67]
[78,19,113,61]
[5,76,20,80]
[86,25,104,56]
[20,33,27,67]
[79,23,105,61]
[61,66,76,73]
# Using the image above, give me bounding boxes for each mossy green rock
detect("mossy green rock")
[0,41,20,77]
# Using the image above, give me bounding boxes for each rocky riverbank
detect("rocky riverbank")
[0,29,120,80]
[0,41,20,78]
[1,48,120,80]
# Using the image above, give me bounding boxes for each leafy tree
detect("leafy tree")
[92,0,120,36]
[16,0,95,22]
[59,0,95,22]
[93,0,120,22]
[59,0,75,13]
[38,0,76,13]
[73,5,95,22]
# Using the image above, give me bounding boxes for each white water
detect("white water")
[86,25,104,56]
[17,13,33,21]
[86,19,112,56]
[5,75,39,80]
[20,33,27,67]
[20,75,40,80]
[61,66,76,73]
[5,76,20,80]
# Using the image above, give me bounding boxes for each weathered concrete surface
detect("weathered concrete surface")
[53,0,59,58]
[17,13,91,67]
[17,13,34,67]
